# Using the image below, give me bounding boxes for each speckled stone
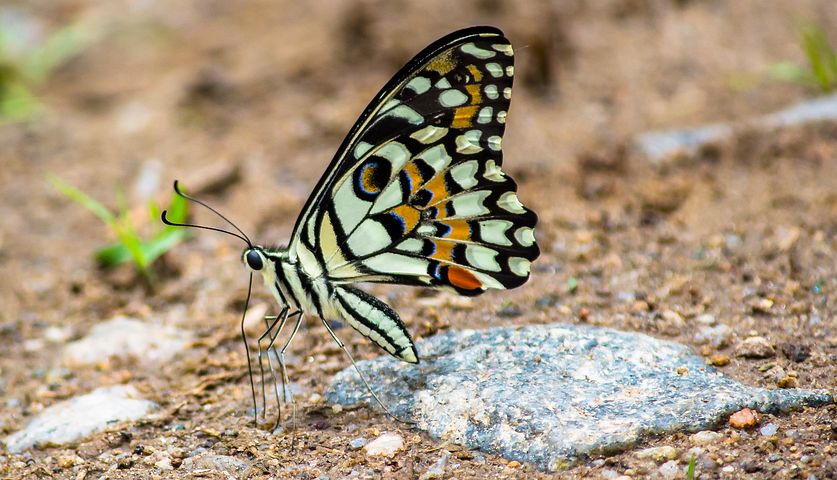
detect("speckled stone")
[326,324,832,471]
[4,385,157,453]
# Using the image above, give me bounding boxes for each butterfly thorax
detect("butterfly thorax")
[244,246,339,321]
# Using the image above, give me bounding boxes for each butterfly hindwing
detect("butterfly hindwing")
[290,26,538,300]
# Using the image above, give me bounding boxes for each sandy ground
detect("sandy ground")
[1,0,835,478]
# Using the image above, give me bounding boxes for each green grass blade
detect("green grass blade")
[22,22,93,83]
[142,229,189,264]
[94,242,133,266]
[801,26,837,92]
[165,190,189,224]
[685,455,696,480]
[114,216,148,272]
[47,174,115,224]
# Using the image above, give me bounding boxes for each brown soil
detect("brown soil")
[1,1,835,478]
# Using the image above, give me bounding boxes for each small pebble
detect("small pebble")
[364,432,404,457]
[658,460,680,479]
[419,451,450,480]
[695,314,716,326]
[349,437,366,450]
[695,324,733,348]
[636,445,678,462]
[707,354,730,366]
[759,423,778,436]
[734,336,775,359]
[729,408,759,429]
[749,297,774,314]
[777,376,798,388]
[691,430,723,445]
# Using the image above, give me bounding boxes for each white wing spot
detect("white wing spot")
[396,238,425,254]
[439,89,469,107]
[465,244,501,272]
[487,135,502,151]
[376,142,411,170]
[509,257,531,277]
[498,191,526,214]
[514,227,536,247]
[483,160,505,182]
[450,160,479,189]
[435,78,452,89]
[485,84,499,100]
[461,42,496,59]
[410,125,448,144]
[406,76,432,95]
[381,98,401,113]
[492,43,514,56]
[450,190,492,217]
[354,141,373,159]
[506,66,514,77]
[479,219,513,246]
[497,110,507,124]
[486,63,503,78]
[455,130,483,154]
[416,144,452,171]
[503,87,512,100]
[385,105,424,125]
[477,106,493,124]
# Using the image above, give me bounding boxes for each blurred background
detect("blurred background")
[1,0,835,476]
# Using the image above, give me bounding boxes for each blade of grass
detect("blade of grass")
[685,455,696,480]
[47,174,115,224]
[22,22,93,83]
[94,242,133,266]
[142,229,189,264]
[114,215,148,273]
[801,26,837,92]
[165,191,189,224]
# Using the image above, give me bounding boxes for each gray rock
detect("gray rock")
[62,316,192,366]
[635,92,837,162]
[326,324,832,472]
[3,385,157,453]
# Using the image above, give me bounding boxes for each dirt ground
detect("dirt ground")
[1,0,835,478]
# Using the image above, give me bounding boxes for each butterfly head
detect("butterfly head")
[243,246,266,271]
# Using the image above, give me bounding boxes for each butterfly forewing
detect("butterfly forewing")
[288,27,537,300]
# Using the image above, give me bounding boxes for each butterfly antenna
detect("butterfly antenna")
[161,180,253,246]
[240,272,260,426]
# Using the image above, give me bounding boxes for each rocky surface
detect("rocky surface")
[62,316,192,366]
[4,385,157,453]
[327,324,832,471]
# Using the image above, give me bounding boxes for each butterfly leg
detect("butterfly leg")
[276,311,302,432]
[255,308,287,423]
[260,309,290,427]
[320,318,415,426]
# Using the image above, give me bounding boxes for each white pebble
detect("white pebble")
[364,432,404,457]
[690,430,723,445]
[658,460,681,479]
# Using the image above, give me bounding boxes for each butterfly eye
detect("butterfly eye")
[246,250,263,271]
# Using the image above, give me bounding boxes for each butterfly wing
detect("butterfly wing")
[289,26,538,298]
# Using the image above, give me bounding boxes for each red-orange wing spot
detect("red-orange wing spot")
[448,266,483,291]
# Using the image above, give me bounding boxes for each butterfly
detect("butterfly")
[164,26,539,422]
